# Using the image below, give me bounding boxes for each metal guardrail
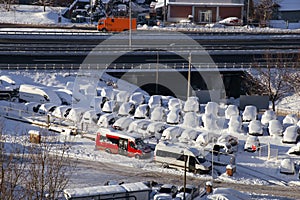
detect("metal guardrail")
[0,62,298,71]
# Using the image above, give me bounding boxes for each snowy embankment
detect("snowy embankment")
[1,4,300,34]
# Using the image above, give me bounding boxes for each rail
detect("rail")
[0,62,298,71]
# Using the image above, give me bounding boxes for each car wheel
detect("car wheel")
[105,149,111,154]
[162,163,168,168]
[135,154,141,159]
[102,28,107,32]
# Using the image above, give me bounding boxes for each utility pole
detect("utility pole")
[156,51,159,94]
[163,0,166,26]
[183,154,187,200]
[247,0,250,25]
[129,0,132,47]
[187,52,191,99]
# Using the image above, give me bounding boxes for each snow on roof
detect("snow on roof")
[64,184,127,199]
[278,0,300,11]
[121,182,150,192]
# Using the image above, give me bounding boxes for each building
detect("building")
[155,0,244,24]
[276,0,300,22]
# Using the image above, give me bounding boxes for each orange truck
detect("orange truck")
[97,17,137,32]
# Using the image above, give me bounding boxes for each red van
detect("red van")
[95,128,151,159]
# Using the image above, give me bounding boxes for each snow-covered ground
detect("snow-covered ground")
[1,70,300,200]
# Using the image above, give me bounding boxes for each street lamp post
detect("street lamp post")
[247,0,250,25]
[129,0,132,47]
[183,154,187,200]
[187,52,191,99]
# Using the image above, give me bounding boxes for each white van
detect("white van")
[154,142,211,174]
[19,84,62,105]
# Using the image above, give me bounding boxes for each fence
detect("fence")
[258,143,278,161]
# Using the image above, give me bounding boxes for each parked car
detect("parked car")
[146,122,168,140]
[287,143,300,155]
[225,105,239,119]
[150,107,166,122]
[168,98,182,111]
[129,92,145,105]
[218,17,240,26]
[283,114,298,127]
[134,104,150,119]
[261,110,276,126]
[244,136,260,152]
[112,117,134,131]
[97,113,118,128]
[242,105,257,122]
[280,158,295,174]
[248,120,263,136]
[153,184,178,200]
[118,102,135,117]
[175,184,199,200]
[38,103,57,115]
[148,95,162,109]
[166,108,183,125]
[268,120,283,137]
[282,125,300,144]
[183,96,199,113]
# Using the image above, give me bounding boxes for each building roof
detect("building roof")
[278,0,300,11]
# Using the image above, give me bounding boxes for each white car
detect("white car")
[242,105,257,122]
[134,104,150,119]
[261,110,276,126]
[225,105,239,119]
[248,120,263,136]
[280,158,295,174]
[166,108,182,125]
[244,136,260,152]
[150,107,166,122]
[282,125,300,144]
[268,120,283,137]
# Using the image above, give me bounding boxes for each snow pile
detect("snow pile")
[228,115,243,133]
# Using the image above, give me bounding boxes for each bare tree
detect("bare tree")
[254,0,279,25]
[0,119,27,200]
[244,53,296,111]
[0,0,17,11]
[25,130,75,200]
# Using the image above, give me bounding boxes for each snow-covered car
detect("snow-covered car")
[90,96,107,112]
[150,107,166,122]
[127,119,151,136]
[24,102,41,113]
[134,104,150,119]
[225,105,239,119]
[153,184,178,200]
[283,114,298,126]
[148,95,162,109]
[66,107,86,123]
[268,120,283,137]
[166,108,183,125]
[146,122,168,140]
[261,110,276,126]
[218,17,240,26]
[248,120,263,136]
[287,143,300,155]
[118,102,135,117]
[242,105,257,122]
[244,136,260,152]
[183,96,199,113]
[115,90,130,103]
[204,102,219,117]
[38,103,57,115]
[112,117,134,131]
[168,98,182,110]
[217,134,238,153]
[182,112,199,128]
[282,125,300,144]
[80,110,101,125]
[51,105,71,119]
[54,89,75,105]
[161,126,183,142]
[99,88,115,100]
[176,184,198,200]
[227,115,242,133]
[178,129,199,143]
[280,158,295,174]
[202,113,218,131]
[205,23,226,28]
[129,92,145,105]
[102,100,116,113]
[97,113,118,128]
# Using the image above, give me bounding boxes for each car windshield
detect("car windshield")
[159,187,171,193]
[135,138,146,149]
[196,156,206,164]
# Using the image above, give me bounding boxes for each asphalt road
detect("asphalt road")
[69,158,300,199]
